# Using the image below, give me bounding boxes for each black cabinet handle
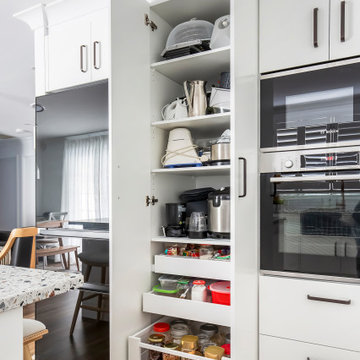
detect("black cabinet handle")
[307,294,351,305]
[313,8,319,48]
[341,1,346,42]
[238,157,247,198]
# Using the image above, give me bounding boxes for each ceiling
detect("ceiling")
[36,82,108,139]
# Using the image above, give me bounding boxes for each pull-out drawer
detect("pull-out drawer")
[260,335,359,360]
[260,275,360,352]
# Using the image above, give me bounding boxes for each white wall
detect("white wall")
[0,137,35,230]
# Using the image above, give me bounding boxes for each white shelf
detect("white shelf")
[143,292,231,326]
[152,165,230,176]
[129,316,231,360]
[153,255,231,280]
[151,47,230,84]
[150,0,230,27]
[152,113,231,137]
[152,236,231,247]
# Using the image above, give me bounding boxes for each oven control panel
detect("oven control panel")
[260,148,360,173]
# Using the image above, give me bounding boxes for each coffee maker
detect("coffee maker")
[163,203,186,237]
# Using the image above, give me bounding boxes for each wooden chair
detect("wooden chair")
[0,227,38,268]
[0,228,49,360]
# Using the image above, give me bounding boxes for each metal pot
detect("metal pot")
[211,143,230,161]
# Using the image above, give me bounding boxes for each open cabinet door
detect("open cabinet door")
[110,1,151,359]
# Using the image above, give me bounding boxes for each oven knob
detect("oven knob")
[284,160,294,169]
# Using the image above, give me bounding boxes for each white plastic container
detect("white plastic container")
[191,280,207,302]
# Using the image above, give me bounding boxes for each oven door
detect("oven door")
[260,171,360,278]
[261,61,360,150]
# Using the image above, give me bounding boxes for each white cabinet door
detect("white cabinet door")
[260,0,330,73]
[91,8,110,82]
[260,275,360,352]
[260,335,360,360]
[47,17,91,91]
[330,0,360,60]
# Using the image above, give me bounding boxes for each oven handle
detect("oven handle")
[270,174,360,183]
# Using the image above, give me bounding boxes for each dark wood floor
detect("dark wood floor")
[36,290,109,360]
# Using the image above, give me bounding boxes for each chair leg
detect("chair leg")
[23,344,32,360]
[70,290,84,336]
[70,265,92,336]
[58,238,67,269]
[74,249,80,271]
[97,266,106,321]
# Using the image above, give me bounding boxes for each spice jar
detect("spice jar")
[153,322,172,343]
[171,323,190,345]
[198,333,217,353]
[181,335,198,355]
[199,324,218,338]
[191,280,207,302]
[163,343,181,360]
[148,334,165,360]
[204,345,225,360]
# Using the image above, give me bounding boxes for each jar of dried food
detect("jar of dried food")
[153,322,172,343]
[191,280,207,302]
[225,333,230,344]
[181,335,198,354]
[163,343,181,360]
[199,245,214,260]
[171,323,190,345]
[148,334,165,360]
[199,324,218,338]
[204,345,225,360]
[198,333,214,353]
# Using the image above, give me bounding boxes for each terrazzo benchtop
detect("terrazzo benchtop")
[0,265,83,312]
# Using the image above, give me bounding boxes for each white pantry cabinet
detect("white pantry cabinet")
[260,0,330,73]
[260,0,360,72]
[110,0,259,360]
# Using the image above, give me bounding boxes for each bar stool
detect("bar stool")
[69,250,109,335]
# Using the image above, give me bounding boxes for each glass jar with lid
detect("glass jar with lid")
[171,323,189,345]
[199,324,218,338]
[163,343,181,360]
[191,280,207,302]
[204,345,225,360]
[148,334,165,360]
[181,335,198,354]
[153,322,172,343]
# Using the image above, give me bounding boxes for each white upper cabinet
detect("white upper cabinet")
[14,0,109,95]
[330,0,360,60]
[260,0,330,73]
[47,16,92,91]
[90,8,110,82]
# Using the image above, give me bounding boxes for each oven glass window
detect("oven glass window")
[261,62,360,149]
[261,173,360,278]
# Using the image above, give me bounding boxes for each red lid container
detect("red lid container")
[209,281,231,306]
[193,280,206,285]
[222,344,231,356]
[153,322,170,333]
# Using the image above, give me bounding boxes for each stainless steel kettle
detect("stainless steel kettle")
[208,187,230,239]
[184,80,207,117]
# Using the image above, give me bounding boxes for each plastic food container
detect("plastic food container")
[153,285,179,297]
[209,281,231,306]
[153,322,172,343]
[158,275,182,290]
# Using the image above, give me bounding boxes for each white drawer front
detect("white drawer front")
[260,275,360,352]
[260,335,360,360]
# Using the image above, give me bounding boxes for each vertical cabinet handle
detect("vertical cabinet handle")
[238,157,247,198]
[80,45,88,73]
[341,1,346,42]
[313,8,319,48]
[93,41,101,70]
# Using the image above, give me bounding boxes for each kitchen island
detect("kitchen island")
[0,265,83,359]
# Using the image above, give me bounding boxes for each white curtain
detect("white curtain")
[61,132,109,221]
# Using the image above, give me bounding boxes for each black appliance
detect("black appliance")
[261,60,360,151]
[260,147,360,279]
[164,203,186,237]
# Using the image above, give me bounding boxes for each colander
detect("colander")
[161,18,214,56]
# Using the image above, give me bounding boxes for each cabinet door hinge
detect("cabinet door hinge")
[145,14,158,31]
[146,195,159,206]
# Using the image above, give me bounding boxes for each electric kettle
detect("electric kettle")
[184,80,207,117]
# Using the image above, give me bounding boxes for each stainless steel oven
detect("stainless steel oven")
[261,59,360,151]
[260,147,360,279]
